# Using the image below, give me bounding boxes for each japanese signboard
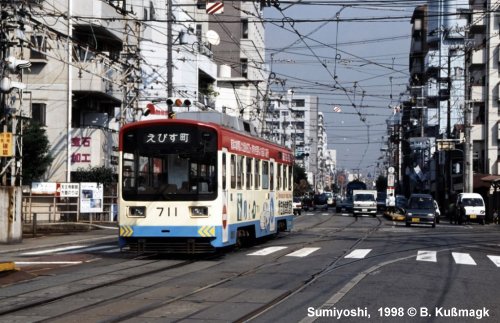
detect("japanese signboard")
[0,132,13,157]
[57,183,80,197]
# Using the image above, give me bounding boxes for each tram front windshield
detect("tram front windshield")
[121,124,217,201]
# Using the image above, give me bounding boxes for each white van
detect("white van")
[455,193,486,225]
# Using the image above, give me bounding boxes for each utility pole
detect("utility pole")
[167,0,173,113]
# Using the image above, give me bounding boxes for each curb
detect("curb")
[0,262,17,273]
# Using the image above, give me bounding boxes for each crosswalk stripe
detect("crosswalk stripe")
[417,250,437,262]
[247,246,287,256]
[345,249,372,259]
[452,252,477,265]
[286,247,320,258]
[487,255,500,267]
[21,245,86,256]
[59,245,117,254]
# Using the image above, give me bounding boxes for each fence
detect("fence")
[22,193,118,224]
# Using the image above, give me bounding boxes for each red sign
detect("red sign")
[207,1,224,14]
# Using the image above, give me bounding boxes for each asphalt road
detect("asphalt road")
[1,210,499,322]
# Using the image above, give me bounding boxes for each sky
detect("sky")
[264,0,419,176]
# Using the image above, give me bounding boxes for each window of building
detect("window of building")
[292,99,305,107]
[240,58,248,78]
[241,19,249,39]
[31,103,46,126]
[30,35,47,60]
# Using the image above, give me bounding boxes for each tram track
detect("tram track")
[0,212,378,322]
[4,214,494,322]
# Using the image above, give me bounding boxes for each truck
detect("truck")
[352,190,377,217]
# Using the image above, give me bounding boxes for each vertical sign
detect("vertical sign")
[0,132,13,157]
[80,182,104,213]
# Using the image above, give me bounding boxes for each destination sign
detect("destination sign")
[143,132,191,144]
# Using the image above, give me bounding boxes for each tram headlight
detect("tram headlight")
[129,206,146,217]
[190,206,208,217]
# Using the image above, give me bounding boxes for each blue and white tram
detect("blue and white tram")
[118,116,294,253]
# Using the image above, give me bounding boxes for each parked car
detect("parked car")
[454,193,486,225]
[433,200,441,223]
[395,195,408,213]
[293,197,302,215]
[324,192,336,207]
[405,194,437,228]
[301,196,313,211]
[313,193,329,211]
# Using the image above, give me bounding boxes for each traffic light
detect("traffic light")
[166,98,191,107]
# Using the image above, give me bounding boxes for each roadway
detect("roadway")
[0,210,499,322]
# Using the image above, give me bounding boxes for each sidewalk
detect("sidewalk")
[0,224,118,255]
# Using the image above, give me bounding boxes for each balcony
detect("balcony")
[470,48,485,65]
[471,85,485,102]
[72,61,122,101]
[73,1,125,39]
[470,10,486,32]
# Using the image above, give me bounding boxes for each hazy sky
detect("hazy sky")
[265,1,417,175]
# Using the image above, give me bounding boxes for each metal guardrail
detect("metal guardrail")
[22,194,118,223]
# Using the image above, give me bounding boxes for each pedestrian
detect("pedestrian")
[493,209,498,224]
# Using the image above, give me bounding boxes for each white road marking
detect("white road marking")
[103,248,121,253]
[21,245,87,256]
[286,247,320,258]
[59,245,117,254]
[345,249,372,259]
[487,255,500,267]
[247,246,288,256]
[416,250,437,262]
[452,252,476,265]
[15,261,83,266]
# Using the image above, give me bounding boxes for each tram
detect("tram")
[118,112,294,253]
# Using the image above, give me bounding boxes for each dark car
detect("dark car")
[377,192,387,212]
[336,196,353,214]
[301,196,313,211]
[405,194,437,228]
[313,193,329,211]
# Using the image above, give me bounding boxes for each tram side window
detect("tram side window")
[255,159,260,189]
[270,162,274,190]
[237,155,244,189]
[283,164,287,190]
[262,161,269,189]
[222,153,227,190]
[246,157,253,189]
[288,165,293,190]
[230,155,236,189]
[277,164,282,190]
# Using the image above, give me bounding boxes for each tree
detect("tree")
[21,122,53,185]
[71,165,117,186]
[376,175,387,192]
[293,164,310,196]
